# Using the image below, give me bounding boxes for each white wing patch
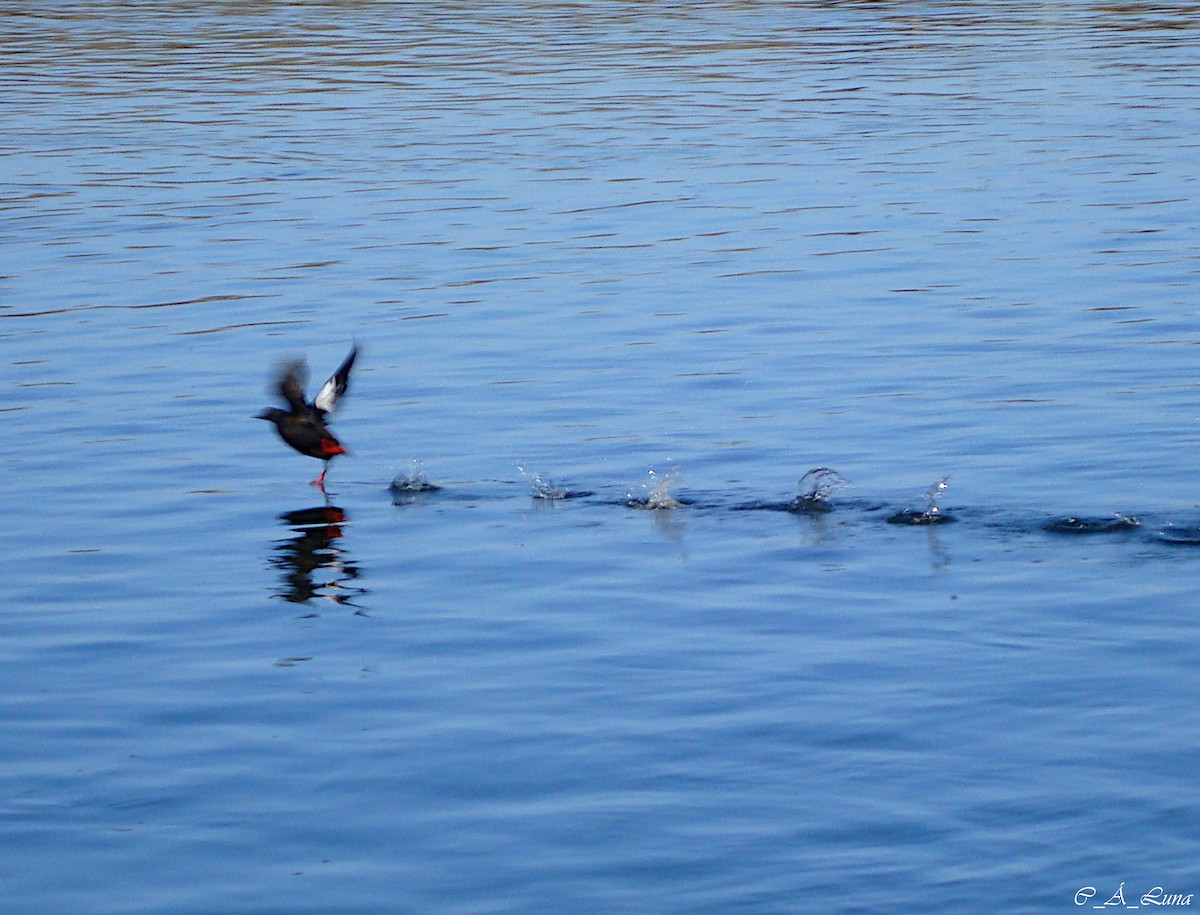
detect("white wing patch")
[313,346,357,414]
[314,374,340,413]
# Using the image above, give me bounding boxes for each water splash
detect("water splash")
[1044,513,1141,534]
[887,476,954,525]
[790,467,849,514]
[628,469,683,510]
[389,460,442,503]
[926,477,948,514]
[517,464,569,500]
[1154,523,1200,545]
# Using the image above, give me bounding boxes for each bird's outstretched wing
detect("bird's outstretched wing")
[314,346,358,414]
[275,359,310,414]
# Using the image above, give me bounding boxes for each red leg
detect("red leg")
[311,465,328,489]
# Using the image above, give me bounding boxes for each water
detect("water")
[4,2,1200,911]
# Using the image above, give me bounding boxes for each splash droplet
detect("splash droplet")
[628,469,684,510]
[790,467,848,514]
[887,477,954,525]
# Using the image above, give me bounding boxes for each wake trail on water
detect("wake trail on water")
[376,462,1200,548]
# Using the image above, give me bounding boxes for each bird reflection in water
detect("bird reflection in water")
[269,504,367,611]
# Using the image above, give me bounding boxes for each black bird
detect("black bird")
[257,346,358,489]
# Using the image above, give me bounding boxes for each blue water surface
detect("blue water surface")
[3,2,1200,912]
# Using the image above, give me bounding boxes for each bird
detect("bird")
[257,346,358,490]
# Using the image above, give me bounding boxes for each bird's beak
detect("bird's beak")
[255,410,272,420]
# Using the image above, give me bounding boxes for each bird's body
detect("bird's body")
[257,346,357,489]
